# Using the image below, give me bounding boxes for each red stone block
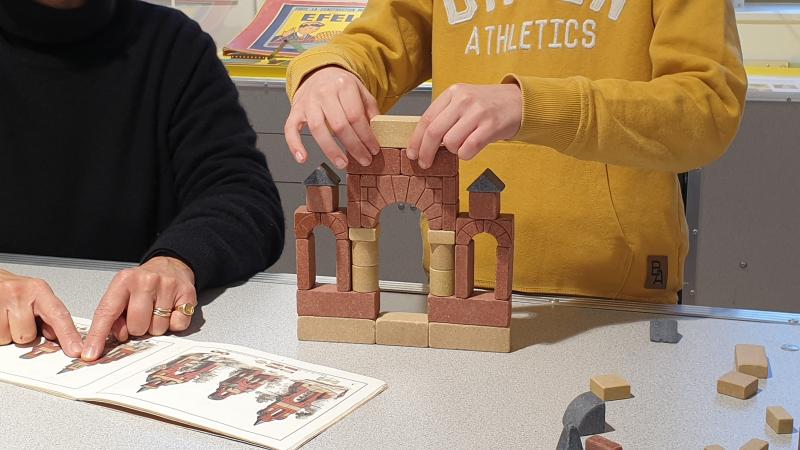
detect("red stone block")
[442,175,459,205]
[295,236,315,290]
[306,185,338,213]
[348,147,402,175]
[400,148,458,177]
[361,175,376,187]
[426,177,442,189]
[392,176,410,204]
[347,174,361,202]
[427,293,510,327]
[586,435,622,450]
[294,206,318,239]
[297,284,380,320]
[468,191,500,219]
[347,201,361,227]
[442,204,458,231]
[428,217,442,230]
[335,239,352,292]
[416,188,434,211]
[495,246,514,301]
[377,175,396,204]
[405,176,426,205]
[454,241,475,299]
[319,209,349,240]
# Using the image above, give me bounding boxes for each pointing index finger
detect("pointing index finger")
[83,281,130,361]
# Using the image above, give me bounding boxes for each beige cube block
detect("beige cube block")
[429,322,511,353]
[370,115,419,148]
[590,374,631,401]
[717,371,759,400]
[766,405,793,434]
[430,243,455,271]
[352,240,379,267]
[349,226,380,242]
[429,267,454,297]
[735,344,769,379]
[704,446,725,450]
[428,230,456,245]
[739,438,768,450]
[376,312,429,348]
[297,316,375,344]
[352,264,380,293]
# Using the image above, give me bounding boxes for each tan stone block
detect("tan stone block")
[370,115,419,149]
[739,438,768,450]
[766,405,793,434]
[297,316,375,344]
[430,243,455,271]
[376,312,428,348]
[429,267,454,297]
[704,446,725,450]
[428,322,510,353]
[352,264,379,293]
[736,344,769,379]
[352,240,379,267]
[428,230,456,245]
[349,226,380,242]
[590,374,631,401]
[717,371,758,400]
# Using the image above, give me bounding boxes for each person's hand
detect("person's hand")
[82,256,197,361]
[0,269,83,357]
[285,66,381,170]
[406,83,522,169]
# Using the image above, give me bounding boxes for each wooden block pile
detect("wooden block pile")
[294,115,516,353]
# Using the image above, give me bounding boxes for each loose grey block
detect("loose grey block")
[556,425,583,450]
[650,319,681,343]
[562,392,605,436]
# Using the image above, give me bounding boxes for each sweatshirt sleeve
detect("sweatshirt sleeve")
[285,0,433,112]
[503,0,747,173]
[144,20,285,290]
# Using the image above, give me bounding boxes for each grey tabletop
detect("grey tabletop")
[1,255,799,450]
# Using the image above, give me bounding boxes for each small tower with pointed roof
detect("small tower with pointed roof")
[303,163,341,213]
[467,168,505,220]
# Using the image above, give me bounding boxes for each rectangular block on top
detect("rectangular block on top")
[468,191,500,220]
[306,185,339,213]
[297,316,376,344]
[590,374,631,401]
[735,344,769,379]
[429,322,511,353]
[428,293,511,327]
[739,438,768,450]
[349,226,380,242]
[347,147,402,175]
[766,405,793,434]
[401,148,458,177]
[370,115,419,149]
[717,371,758,400]
[376,312,429,348]
[297,284,380,320]
[586,435,623,450]
[352,264,380,293]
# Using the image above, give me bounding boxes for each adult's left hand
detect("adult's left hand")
[406,83,522,169]
[81,256,197,361]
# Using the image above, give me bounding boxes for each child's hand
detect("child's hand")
[285,66,381,170]
[407,83,522,168]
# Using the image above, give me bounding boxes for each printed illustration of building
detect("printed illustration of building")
[208,368,282,400]
[254,380,347,425]
[138,353,226,392]
[19,339,62,359]
[59,340,154,374]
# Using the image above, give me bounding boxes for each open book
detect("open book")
[0,318,386,449]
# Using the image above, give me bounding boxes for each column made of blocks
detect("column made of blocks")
[350,226,380,293]
[428,230,455,297]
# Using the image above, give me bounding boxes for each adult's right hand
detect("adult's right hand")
[0,269,83,357]
[284,66,381,170]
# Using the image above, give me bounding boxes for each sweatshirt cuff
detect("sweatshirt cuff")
[501,74,585,153]
[143,232,215,291]
[286,50,359,102]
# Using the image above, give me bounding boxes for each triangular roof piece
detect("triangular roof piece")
[467,168,505,192]
[303,163,341,186]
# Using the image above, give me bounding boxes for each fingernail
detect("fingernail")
[370,146,380,156]
[294,152,304,163]
[406,149,417,160]
[81,346,98,361]
[359,157,371,166]
[335,158,347,169]
[70,342,83,356]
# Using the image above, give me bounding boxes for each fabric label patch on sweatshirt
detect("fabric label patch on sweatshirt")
[645,256,668,290]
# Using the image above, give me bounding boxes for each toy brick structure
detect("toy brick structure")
[295,115,515,352]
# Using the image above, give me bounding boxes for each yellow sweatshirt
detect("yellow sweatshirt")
[286,0,747,303]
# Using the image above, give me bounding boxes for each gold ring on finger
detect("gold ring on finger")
[174,303,195,317]
[152,307,172,318]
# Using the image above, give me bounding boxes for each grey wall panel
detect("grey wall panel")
[693,101,800,313]
[258,133,348,184]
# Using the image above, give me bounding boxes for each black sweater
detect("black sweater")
[0,0,285,290]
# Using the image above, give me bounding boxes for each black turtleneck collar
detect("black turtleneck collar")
[0,0,117,45]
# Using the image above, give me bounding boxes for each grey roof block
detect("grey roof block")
[557,425,583,450]
[467,168,505,192]
[562,392,606,436]
[650,319,681,343]
[303,163,341,186]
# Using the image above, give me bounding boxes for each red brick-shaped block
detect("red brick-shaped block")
[348,147,402,175]
[296,236,315,290]
[468,191,500,219]
[495,246,513,301]
[297,284,380,319]
[306,185,338,213]
[428,217,442,230]
[401,148,458,177]
[392,176,410,203]
[361,175,376,187]
[416,188,434,212]
[442,175,459,205]
[294,206,318,239]
[427,293,510,327]
[426,177,442,189]
[455,214,478,246]
[405,176,426,205]
[377,175,396,204]
[443,204,458,231]
[335,239,352,292]
[586,435,622,450]
[347,201,361,227]
[320,209,349,240]
[347,174,361,202]
[455,241,475,299]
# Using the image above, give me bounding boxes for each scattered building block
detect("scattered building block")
[766,405,793,434]
[335,239,352,292]
[352,240,379,267]
[429,267,455,297]
[428,322,511,353]
[430,243,455,271]
[717,371,759,400]
[586,435,622,450]
[428,230,456,245]
[563,392,606,436]
[650,319,681,343]
[370,115,419,149]
[297,316,375,344]
[297,285,380,320]
[454,241,475,299]
[401,148,459,177]
[295,236,315,290]
[347,146,402,175]
[735,344,769,379]
[557,425,583,450]
[704,446,725,450]
[306,186,339,213]
[376,312,428,348]
[739,438,768,450]
[352,264,379,293]
[467,169,505,219]
[428,293,511,327]
[349,226,380,242]
[590,374,631,401]
[495,245,513,301]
